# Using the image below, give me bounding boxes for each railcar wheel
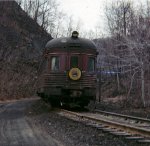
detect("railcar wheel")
[88,100,96,111]
[49,97,61,107]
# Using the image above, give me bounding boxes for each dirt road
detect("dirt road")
[0,98,63,146]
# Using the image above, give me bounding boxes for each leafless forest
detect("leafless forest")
[96,1,150,107]
[0,0,150,107]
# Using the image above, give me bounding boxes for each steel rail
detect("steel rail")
[94,109,150,123]
[60,109,150,138]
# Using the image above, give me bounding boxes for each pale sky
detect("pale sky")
[58,0,106,32]
[58,0,147,36]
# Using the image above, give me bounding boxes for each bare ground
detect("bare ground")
[0,98,64,146]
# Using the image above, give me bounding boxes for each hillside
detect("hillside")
[0,1,52,100]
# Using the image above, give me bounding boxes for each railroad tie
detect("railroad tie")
[138,139,150,143]
[110,131,131,136]
[125,136,144,140]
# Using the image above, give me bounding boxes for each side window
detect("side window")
[51,56,59,71]
[70,56,78,68]
[88,57,95,72]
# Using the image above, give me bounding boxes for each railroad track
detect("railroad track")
[58,109,150,144]
[95,109,150,123]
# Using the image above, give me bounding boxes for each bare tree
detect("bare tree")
[19,0,63,35]
[105,0,134,37]
[102,0,150,107]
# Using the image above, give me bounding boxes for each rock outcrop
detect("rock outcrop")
[0,1,52,100]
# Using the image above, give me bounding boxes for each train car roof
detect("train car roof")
[45,31,97,50]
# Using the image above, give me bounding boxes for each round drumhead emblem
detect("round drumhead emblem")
[69,68,81,80]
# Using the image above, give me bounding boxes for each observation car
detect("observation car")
[37,31,97,107]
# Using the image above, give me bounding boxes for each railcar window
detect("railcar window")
[88,57,95,72]
[70,56,78,68]
[51,56,59,71]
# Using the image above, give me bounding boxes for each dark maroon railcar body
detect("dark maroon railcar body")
[37,31,97,107]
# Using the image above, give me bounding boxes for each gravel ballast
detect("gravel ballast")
[26,100,150,146]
